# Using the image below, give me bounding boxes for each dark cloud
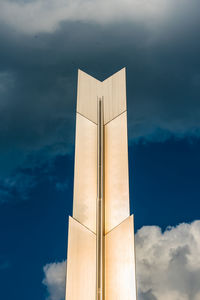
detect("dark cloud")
[0,0,200,201]
[139,290,157,300]
[0,171,36,203]
[0,256,11,270]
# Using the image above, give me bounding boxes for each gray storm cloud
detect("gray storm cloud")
[0,0,200,201]
[43,220,200,300]
[0,0,175,34]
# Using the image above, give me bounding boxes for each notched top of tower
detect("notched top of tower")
[77,67,127,125]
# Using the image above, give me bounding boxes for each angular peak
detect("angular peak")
[77,67,127,124]
[78,67,126,83]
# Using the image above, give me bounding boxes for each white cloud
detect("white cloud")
[0,0,185,34]
[136,221,200,299]
[43,261,66,300]
[43,220,200,300]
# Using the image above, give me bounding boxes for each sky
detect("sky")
[0,0,200,299]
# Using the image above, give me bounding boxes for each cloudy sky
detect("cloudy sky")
[0,0,200,299]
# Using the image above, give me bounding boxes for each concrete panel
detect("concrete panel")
[65,217,96,300]
[103,68,126,124]
[105,215,137,300]
[104,111,130,233]
[77,69,100,124]
[73,113,97,233]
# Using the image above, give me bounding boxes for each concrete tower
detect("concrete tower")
[65,68,137,300]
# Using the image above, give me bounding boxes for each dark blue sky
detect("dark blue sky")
[1,138,200,300]
[0,1,200,300]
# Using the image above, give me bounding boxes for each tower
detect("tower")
[65,68,137,300]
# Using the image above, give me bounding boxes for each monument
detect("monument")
[65,68,137,300]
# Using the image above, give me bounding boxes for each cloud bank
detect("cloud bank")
[0,0,199,34]
[43,220,200,300]
[136,221,200,300]
[0,0,175,34]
